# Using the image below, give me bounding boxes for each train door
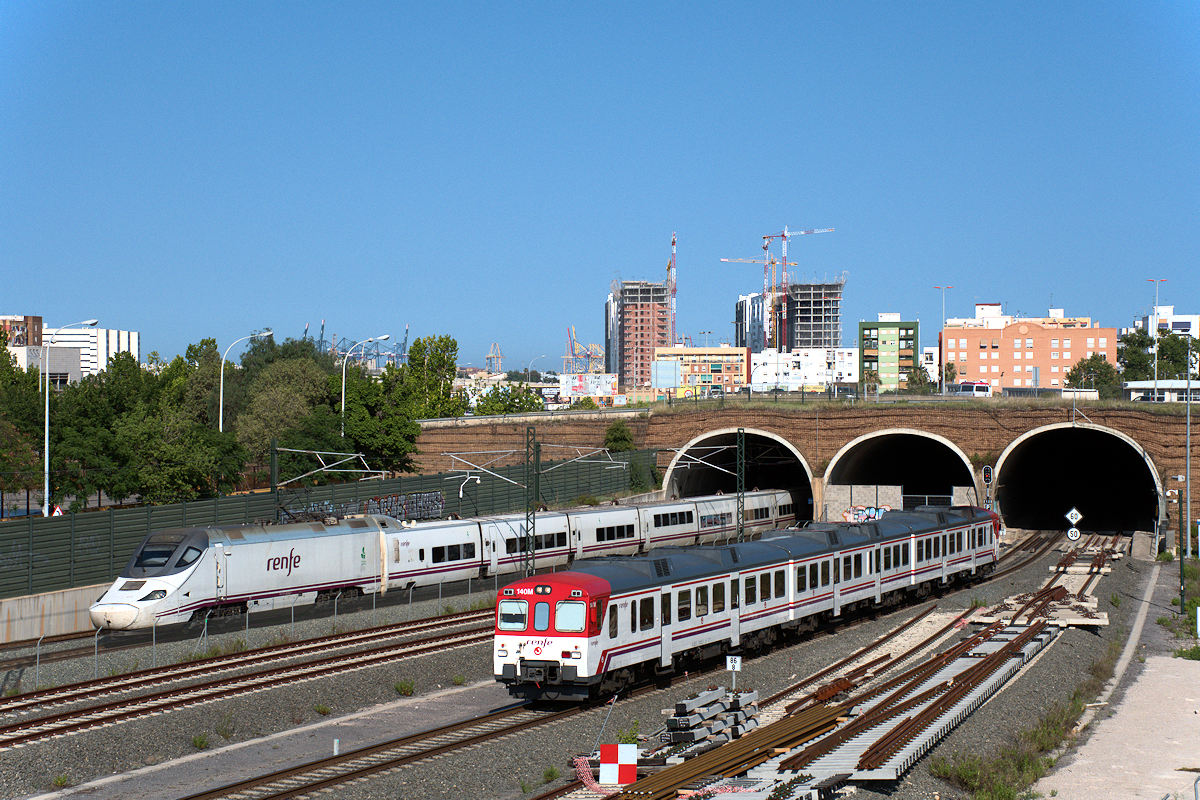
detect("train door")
[728,573,741,647]
[658,589,673,668]
[214,543,228,602]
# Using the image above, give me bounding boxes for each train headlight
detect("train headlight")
[497,649,508,657]
[139,590,167,601]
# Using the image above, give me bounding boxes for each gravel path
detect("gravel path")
[3,544,1148,800]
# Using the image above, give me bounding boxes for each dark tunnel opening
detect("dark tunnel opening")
[995,428,1158,532]
[826,433,976,497]
[667,432,814,522]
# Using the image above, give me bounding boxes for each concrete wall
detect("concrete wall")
[823,484,905,522]
[0,584,104,644]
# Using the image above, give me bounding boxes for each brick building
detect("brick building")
[605,280,671,389]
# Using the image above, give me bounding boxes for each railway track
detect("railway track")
[0,624,492,751]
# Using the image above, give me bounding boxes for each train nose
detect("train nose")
[89,603,139,630]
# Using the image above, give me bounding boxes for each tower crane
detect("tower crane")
[761,226,834,350]
[667,232,678,346]
[721,245,796,349]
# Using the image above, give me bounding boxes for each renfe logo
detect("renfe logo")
[267,548,301,577]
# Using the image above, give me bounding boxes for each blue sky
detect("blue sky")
[3,3,1198,370]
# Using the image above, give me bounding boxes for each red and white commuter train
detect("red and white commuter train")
[89,490,794,630]
[493,505,1001,701]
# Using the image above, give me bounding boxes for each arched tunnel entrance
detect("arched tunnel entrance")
[825,431,978,515]
[664,429,814,522]
[995,424,1160,532]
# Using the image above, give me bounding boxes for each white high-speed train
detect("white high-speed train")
[89,490,796,630]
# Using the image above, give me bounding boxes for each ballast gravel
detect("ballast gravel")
[0,544,1152,800]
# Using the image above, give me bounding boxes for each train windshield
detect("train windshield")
[555,601,586,632]
[134,534,187,568]
[498,600,528,631]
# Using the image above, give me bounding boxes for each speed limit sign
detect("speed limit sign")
[1067,527,1081,541]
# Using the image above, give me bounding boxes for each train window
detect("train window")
[917,540,924,561]
[932,537,939,558]
[730,580,739,608]
[892,544,901,566]
[176,547,202,568]
[901,545,909,567]
[842,556,852,583]
[821,560,830,587]
[957,532,963,551]
[774,570,785,596]
[942,534,948,556]
[556,601,586,632]
[687,511,694,524]
[661,593,672,625]
[797,566,807,592]
[447,544,461,561]
[883,548,892,571]
[744,577,756,605]
[677,589,692,622]
[640,598,654,630]
[465,543,476,559]
[873,550,880,573]
[432,547,445,564]
[608,605,618,638]
[419,549,425,561]
[760,573,771,600]
[696,586,709,616]
[713,583,725,613]
[631,600,638,633]
[534,602,550,632]
[498,600,528,631]
[809,563,819,589]
[854,553,863,578]
[558,532,567,547]
[832,560,840,584]
[135,536,183,568]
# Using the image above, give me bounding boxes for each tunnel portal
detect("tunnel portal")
[995,425,1159,532]
[664,430,814,522]
[825,432,977,503]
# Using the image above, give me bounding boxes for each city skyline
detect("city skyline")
[2,4,1197,367]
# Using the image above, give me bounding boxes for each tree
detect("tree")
[604,420,636,452]
[904,366,937,395]
[0,419,39,512]
[404,335,468,419]
[235,359,331,462]
[571,396,599,410]
[1065,354,1123,399]
[113,406,244,503]
[473,385,545,416]
[344,364,421,473]
[1118,329,1154,381]
[943,362,957,386]
[0,328,42,438]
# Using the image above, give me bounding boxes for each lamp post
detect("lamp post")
[341,335,389,436]
[43,319,98,517]
[700,330,713,348]
[526,354,545,383]
[219,330,273,433]
[1147,279,1166,401]
[934,285,953,396]
[1186,333,1193,560]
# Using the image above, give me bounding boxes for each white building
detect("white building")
[734,294,766,352]
[748,347,859,392]
[9,345,83,387]
[1124,305,1199,339]
[920,346,940,382]
[42,327,140,377]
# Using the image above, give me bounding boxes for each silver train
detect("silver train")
[89,490,796,630]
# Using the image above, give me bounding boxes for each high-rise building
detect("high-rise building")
[41,326,140,377]
[860,313,918,392]
[780,279,844,350]
[734,294,765,352]
[941,304,1116,390]
[605,280,670,388]
[0,314,42,348]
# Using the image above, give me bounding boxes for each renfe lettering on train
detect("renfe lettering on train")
[267,548,301,577]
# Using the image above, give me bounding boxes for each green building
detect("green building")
[859,313,918,392]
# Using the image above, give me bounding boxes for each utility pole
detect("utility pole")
[1148,279,1166,401]
[736,428,746,542]
[524,427,540,576]
[934,285,953,396]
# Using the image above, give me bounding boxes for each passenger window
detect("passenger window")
[842,557,852,582]
[713,582,725,613]
[447,544,461,561]
[696,586,709,615]
[661,593,672,625]
[640,598,654,631]
[730,580,739,609]
[534,602,550,632]
[775,570,785,597]
[176,546,202,568]
[464,543,475,559]
[901,545,909,566]
[854,553,863,578]
[744,577,756,605]
[809,563,819,589]
[821,560,830,587]
[760,573,770,600]
[883,548,892,570]
[432,547,445,564]
[677,589,692,622]
[797,566,807,592]
[608,605,618,638]
[419,548,424,561]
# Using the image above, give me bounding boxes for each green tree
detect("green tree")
[604,420,636,451]
[904,366,937,395]
[0,329,42,438]
[235,359,330,462]
[1118,329,1154,381]
[404,335,468,418]
[0,419,39,512]
[344,364,421,472]
[571,396,599,410]
[473,385,545,416]
[114,406,244,503]
[1065,354,1123,399]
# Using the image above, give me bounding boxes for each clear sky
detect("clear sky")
[3,3,1198,370]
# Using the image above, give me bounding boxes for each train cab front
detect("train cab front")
[493,573,608,702]
[89,528,209,630]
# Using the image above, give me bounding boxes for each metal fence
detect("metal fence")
[0,450,656,601]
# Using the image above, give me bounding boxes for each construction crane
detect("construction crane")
[486,342,503,374]
[721,245,796,349]
[667,232,678,346]
[761,226,834,349]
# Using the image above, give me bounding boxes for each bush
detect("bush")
[1175,644,1200,660]
[394,680,415,696]
[314,703,331,715]
[604,420,636,452]
[192,733,210,750]
[52,775,70,788]
[1157,550,1175,562]
[543,765,560,783]
[452,674,466,686]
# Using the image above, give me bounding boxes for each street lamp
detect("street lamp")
[526,354,546,383]
[934,285,953,396]
[219,329,273,433]
[1147,279,1166,401]
[700,330,713,348]
[341,335,390,436]
[43,319,98,517]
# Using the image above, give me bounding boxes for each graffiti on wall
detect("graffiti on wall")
[841,504,892,523]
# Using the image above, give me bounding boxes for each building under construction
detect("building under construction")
[735,276,846,352]
[605,279,671,388]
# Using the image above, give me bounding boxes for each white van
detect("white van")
[954,381,993,398]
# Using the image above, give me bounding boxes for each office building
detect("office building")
[42,327,140,377]
[734,294,766,352]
